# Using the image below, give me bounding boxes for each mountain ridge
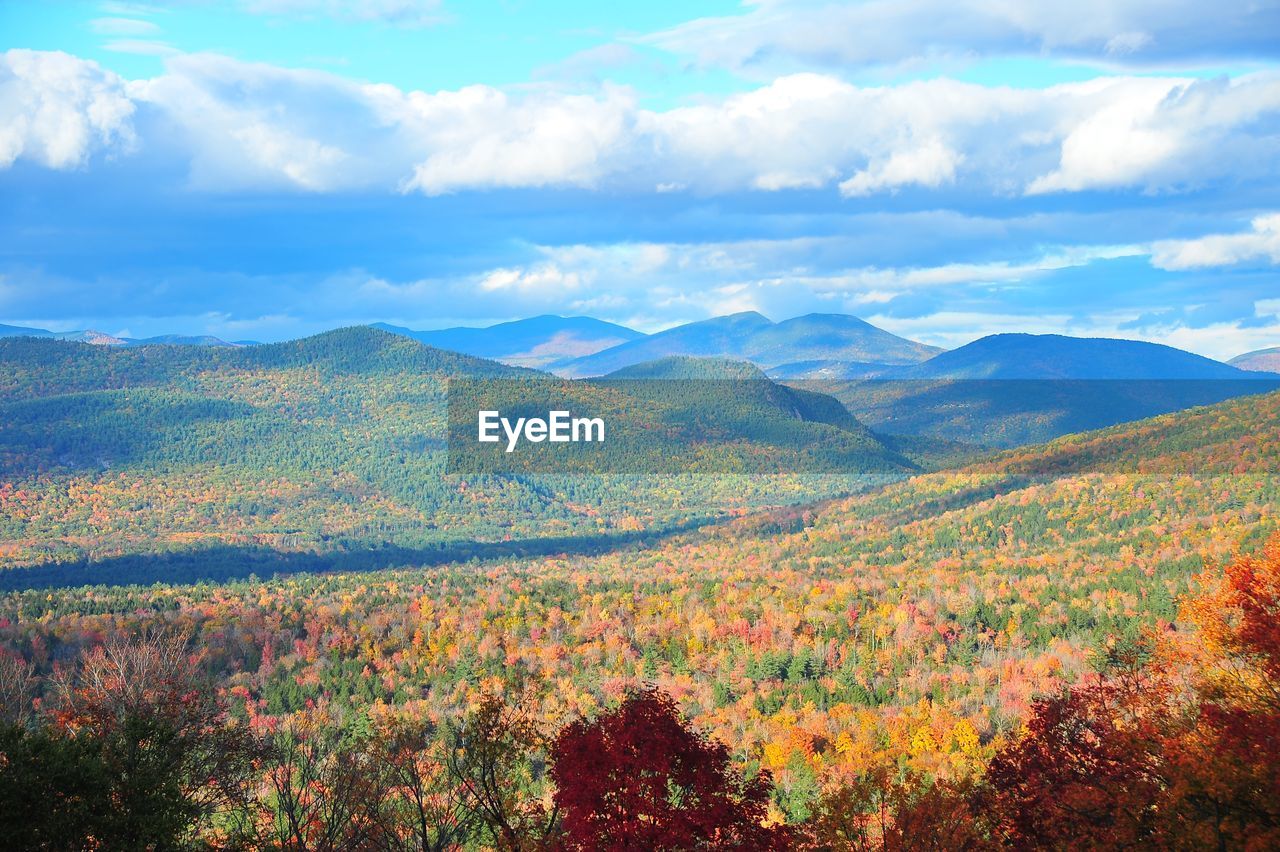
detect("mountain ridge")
[555,311,941,377]
[373,315,642,369]
[1229,346,1280,374]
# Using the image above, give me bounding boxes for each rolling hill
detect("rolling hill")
[1230,346,1280,374]
[816,333,1280,447]
[373,315,642,369]
[0,323,237,347]
[553,312,941,377]
[888,333,1257,380]
[7,379,1278,826]
[0,329,914,578]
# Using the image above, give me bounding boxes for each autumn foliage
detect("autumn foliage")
[4,532,1280,849]
[550,687,785,850]
[979,535,1280,849]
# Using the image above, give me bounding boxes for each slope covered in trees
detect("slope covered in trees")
[1,388,1277,832]
[813,333,1278,447]
[0,329,915,577]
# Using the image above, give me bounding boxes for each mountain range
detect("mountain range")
[371,316,641,369]
[884,333,1259,380]
[0,323,243,348]
[548,311,941,377]
[818,333,1279,447]
[0,327,922,577]
[5,312,1278,452]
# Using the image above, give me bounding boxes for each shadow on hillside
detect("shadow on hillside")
[0,520,719,593]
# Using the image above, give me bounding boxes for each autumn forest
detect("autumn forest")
[0,325,1276,849]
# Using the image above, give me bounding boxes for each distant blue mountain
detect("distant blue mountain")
[0,323,238,347]
[556,312,940,377]
[0,323,54,339]
[888,333,1258,380]
[1229,346,1280,374]
[824,333,1279,447]
[371,315,642,369]
[0,324,126,345]
[123,334,239,347]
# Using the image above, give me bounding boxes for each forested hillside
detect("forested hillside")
[816,334,1278,447]
[3,387,1277,830]
[0,329,913,576]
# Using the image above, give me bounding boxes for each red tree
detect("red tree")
[982,678,1164,849]
[549,687,786,851]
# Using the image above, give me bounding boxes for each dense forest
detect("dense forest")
[2,380,1279,845]
[2,531,1277,848]
[0,331,924,574]
[3,335,1280,846]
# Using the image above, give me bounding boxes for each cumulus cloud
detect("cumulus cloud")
[380,84,638,195]
[0,50,136,169]
[2,50,1279,200]
[643,0,1280,76]
[839,138,962,196]
[127,53,393,190]
[1028,75,1280,194]
[1150,214,1280,269]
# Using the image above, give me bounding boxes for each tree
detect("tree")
[981,673,1164,848]
[48,631,265,849]
[260,713,392,852]
[445,691,560,851]
[800,767,984,852]
[371,716,477,852]
[1155,535,1280,849]
[0,722,112,850]
[0,653,36,726]
[549,687,786,851]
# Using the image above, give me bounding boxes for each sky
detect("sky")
[0,0,1278,358]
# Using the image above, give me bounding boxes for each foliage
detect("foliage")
[550,687,784,850]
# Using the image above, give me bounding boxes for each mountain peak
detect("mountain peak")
[1229,346,1280,374]
[892,332,1251,380]
[555,311,936,377]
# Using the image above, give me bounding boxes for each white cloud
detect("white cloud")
[478,264,584,294]
[3,50,1278,200]
[839,138,962,196]
[385,84,637,195]
[643,0,1279,76]
[1150,214,1280,269]
[1027,76,1280,194]
[127,53,383,190]
[90,17,161,36]
[0,50,136,169]
[433,237,1147,327]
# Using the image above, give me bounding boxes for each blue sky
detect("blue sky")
[1,0,1278,358]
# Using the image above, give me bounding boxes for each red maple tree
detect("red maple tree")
[549,687,787,851]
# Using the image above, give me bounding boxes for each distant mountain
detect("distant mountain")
[0,323,237,347]
[123,334,239,347]
[1229,346,1280,374]
[0,324,126,345]
[555,312,939,377]
[595,355,873,437]
[766,359,901,380]
[889,333,1252,380]
[0,323,54,339]
[817,333,1280,447]
[0,328,918,578]
[603,355,768,381]
[373,315,642,369]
